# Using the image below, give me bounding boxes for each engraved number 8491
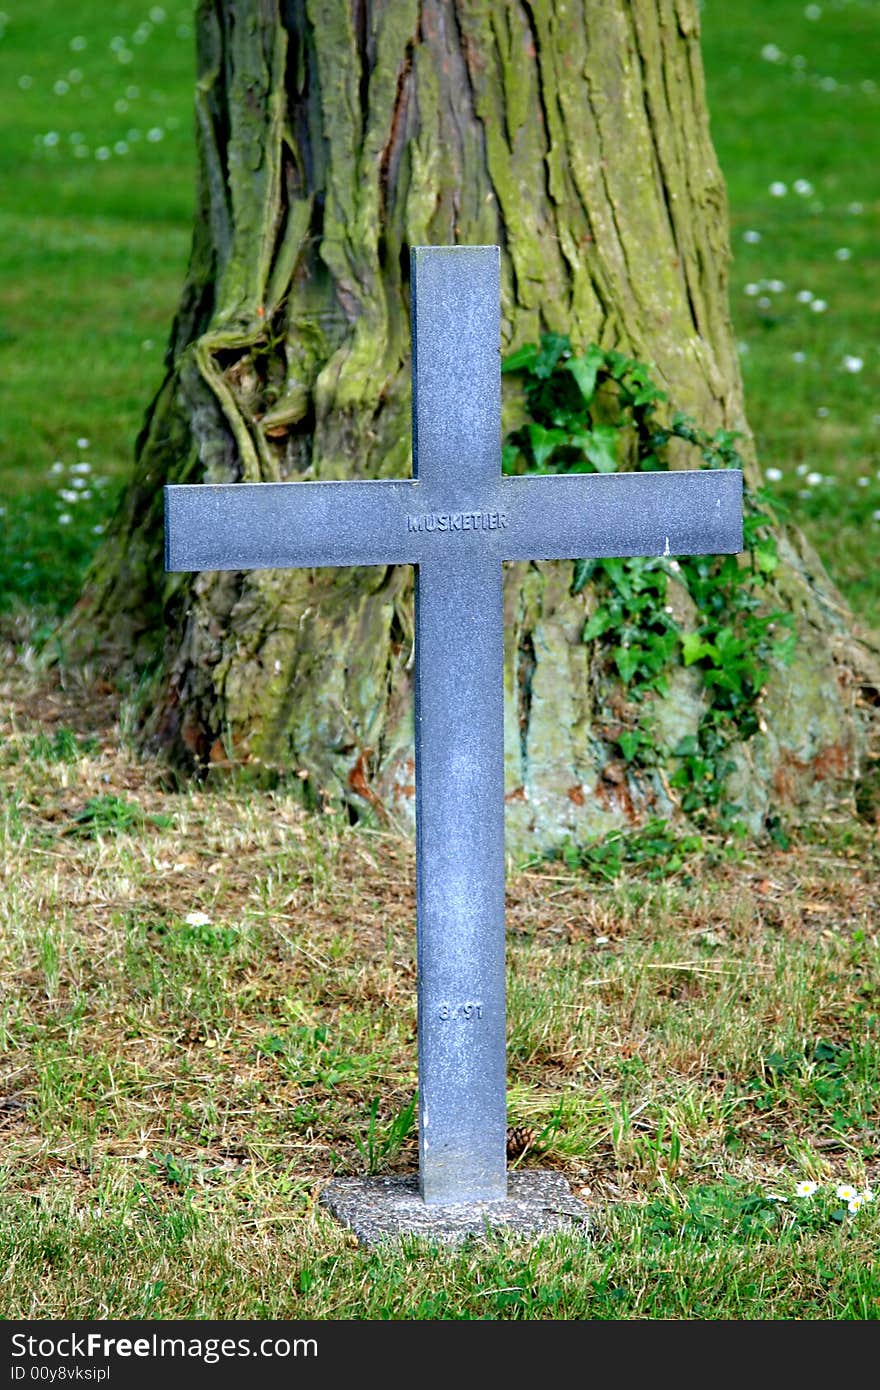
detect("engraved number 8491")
[438,1001,483,1021]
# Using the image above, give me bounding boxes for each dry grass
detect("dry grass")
[1,643,879,1318]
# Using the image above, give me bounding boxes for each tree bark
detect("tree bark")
[63,0,880,852]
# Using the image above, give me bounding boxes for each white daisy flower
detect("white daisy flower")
[184,911,212,928]
[795,1180,819,1197]
[836,1183,858,1201]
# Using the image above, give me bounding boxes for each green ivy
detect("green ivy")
[502,334,795,837]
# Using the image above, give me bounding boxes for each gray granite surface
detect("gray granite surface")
[319,1171,591,1248]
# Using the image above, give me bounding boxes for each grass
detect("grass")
[0,663,878,1318]
[0,2,194,612]
[703,0,880,621]
[0,0,879,1322]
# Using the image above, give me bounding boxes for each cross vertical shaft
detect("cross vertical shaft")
[415,555,507,1203]
[411,247,507,1203]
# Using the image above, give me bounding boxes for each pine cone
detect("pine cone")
[506,1124,538,1159]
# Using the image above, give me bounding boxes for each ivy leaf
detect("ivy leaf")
[614,644,641,684]
[703,668,743,694]
[501,443,521,475]
[618,730,643,762]
[533,332,571,378]
[528,423,569,470]
[604,350,631,380]
[582,608,615,642]
[653,630,680,665]
[563,345,604,406]
[571,558,597,595]
[578,425,619,473]
[715,627,747,659]
[632,385,667,408]
[672,735,699,758]
[501,342,539,374]
[754,537,779,573]
[681,631,717,666]
[601,557,626,591]
[646,673,670,697]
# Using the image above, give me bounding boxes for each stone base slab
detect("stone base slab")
[319,1171,590,1248]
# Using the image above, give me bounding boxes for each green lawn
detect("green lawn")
[0,3,194,608]
[702,0,880,619]
[1,1,878,623]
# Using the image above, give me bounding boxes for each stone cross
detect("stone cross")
[165,245,742,1208]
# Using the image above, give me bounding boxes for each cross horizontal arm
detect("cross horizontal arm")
[164,479,419,572]
[499,468,743,561]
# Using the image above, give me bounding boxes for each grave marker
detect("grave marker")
[166,245,742,1237]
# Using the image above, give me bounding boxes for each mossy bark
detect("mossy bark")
[64,0,880,851]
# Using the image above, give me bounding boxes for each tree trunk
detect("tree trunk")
[63,0,880,853]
